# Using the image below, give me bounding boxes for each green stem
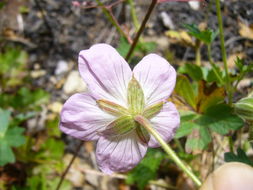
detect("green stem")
[195,40,201,66]
[127,0,140,31]
[215,0,232,104]
[228,136,234,153]
[125,0,158,61]
[207,44,224,85]
[96,0,132,44]
[134,115,202,187]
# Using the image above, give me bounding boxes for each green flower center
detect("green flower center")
[97,76,163,143]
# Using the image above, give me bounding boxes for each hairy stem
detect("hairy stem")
[215,0,232,104]
[55,141,83,190]
[135,115,202,187]
[125,0,158,61]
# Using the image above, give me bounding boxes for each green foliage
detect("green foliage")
[126,149,164,189]
[0,2,6,10]
[0,48,28,87]
[224,148,253,167]
[0,109,25,166]
[178,63,203,81]
[176,104,244,150]
[198,104,244,135]
[175,75,197,109]
[117,37,157,58]
[234,57,253,88]
[184,24,218,44]
[0,87,49,111]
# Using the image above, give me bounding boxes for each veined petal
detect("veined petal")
[133,54,176,107]
[96,132,147,174]
[148,102,180,148]
[78,44,132,107]
[60,93,115,141]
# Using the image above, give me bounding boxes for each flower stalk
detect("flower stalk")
[56,141,83,190]
[125,0,158,61]
[215,0,232,104]
[134,115,202,187]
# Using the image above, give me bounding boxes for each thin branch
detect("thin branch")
[125,0,158,61]
[55,141,83,190]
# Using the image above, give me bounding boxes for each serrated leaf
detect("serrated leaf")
[126,149,164,189]
[197,104,244,135]
[224,148,253,166]
[184,24,218,44]
[178,63,203,81]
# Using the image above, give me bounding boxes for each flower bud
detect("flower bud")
[234,97,253,122]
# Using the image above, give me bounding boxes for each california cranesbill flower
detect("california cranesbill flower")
[60,44,180,174]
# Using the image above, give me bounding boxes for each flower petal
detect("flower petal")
[148,102,180,148]
[96,132,147,174]
[133,54,176,107]
[78,44,132,107]
[60,93,115,141]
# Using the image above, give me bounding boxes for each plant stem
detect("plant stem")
[195,40,201,66]
[215,0,232,104]
[125,0,158,61]
[207,44,224,85]
[134,115,202,187]
[96,0,132,44]
[55,141,83,190]
[128,0,140,31]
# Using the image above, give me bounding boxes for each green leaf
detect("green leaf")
[224,148,253,167]
[183,24,218,44]
[175,75,197,109]
[178,63,203,81]
[197,104,244,135]
[126,149,164,189]
[5,127,25,147]
[0,141,15,166]
[0,108,10,136]
[175,121,199,139]
[185,125,212,151]
[117,37,131,57]
[206,64,225,85]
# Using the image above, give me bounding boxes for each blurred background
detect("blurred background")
[0,0,252,189]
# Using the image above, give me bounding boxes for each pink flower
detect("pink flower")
[60,44,180,174]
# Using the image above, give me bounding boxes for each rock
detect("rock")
[55,60,69,75]
[159,12,175,30]
[188,1,200,10]
[63,70,87,94]
[30,70,46,78]
[48,101,63,113]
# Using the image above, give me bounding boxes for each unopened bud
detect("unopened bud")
[234,97,253,122]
